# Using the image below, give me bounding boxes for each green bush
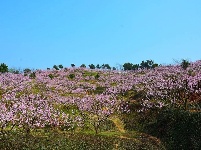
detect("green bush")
[145,109,201,150]
[0,63,8,73]
[48,74,54,79]
[69,74,75,79]
[0,131,165,150]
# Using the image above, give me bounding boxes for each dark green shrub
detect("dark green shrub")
[145,109,201,150]
[48,74,54,79]
[69,74,75,79]
[95,73,100,79]
[53,65,59,70]
[94,86,106,94]
[89,64,95,69]
[181,59,190,70]
[9,68,20,74]
[80,64,86,68]
[0,63,8,73]
[58,64,63,69]
[23,68,31,76]
[29,72,36,79]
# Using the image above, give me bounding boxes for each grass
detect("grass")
[0,129,165,150]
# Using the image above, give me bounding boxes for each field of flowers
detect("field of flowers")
[0,60,201,149]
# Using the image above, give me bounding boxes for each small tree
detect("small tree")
[181,59,190,70]
[23,68,31,76]
[123,63,133,70]
[132,64,139,70]
[96,64,101,69]
[53,65,59,70]
[71,64,75,68]
[89,64,95,69]
[103,64,111,70]
[0,63,8,73]
[29,72,36,79]
[112,67,116,70]
[58,64,63,69]
[80,64,86,68]
[69,74,75,79]
[9,68,20,74]
[152,63,159,69]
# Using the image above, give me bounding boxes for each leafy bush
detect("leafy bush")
[29,72,36,79]
[69,73,75,79]
[53,65,59,70]
[145,109,201,150]
[0,63,8,73]
[181,59,190,70]
[95,73,100,79]
[48,73,54,79]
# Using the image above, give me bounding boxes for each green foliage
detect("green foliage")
[94,73,100,79]
[58,64,63,69]
[71,64,75,67]
[181,59,190,70]
[101,64,111,70]
[23,68,32,76]
[89,64,95,69]
[112,67,116,70]
[123,60,158,70]
[29,72,36,79]
[53,65,59,70]
[9,68,20,74]
[140,60,158,69]
[145,109,201,150]
[132,64,139,70]
[48,74,54,79]
[83,71,98,77]
[0,63,8,73]
[123,62,133,70]
[0,131,165,150]
[152,63,159,68]
[69,73,75,79]
[93,86,106,94]
[80,64,86,68]
[96,64,101,69]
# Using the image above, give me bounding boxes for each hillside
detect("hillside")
[0,60,201,149]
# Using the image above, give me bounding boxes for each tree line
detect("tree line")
[52,60,159,71]
[0,59,191,74]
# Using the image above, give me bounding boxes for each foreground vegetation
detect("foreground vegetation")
[0,60,201,149]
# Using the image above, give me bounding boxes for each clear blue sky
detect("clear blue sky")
[0,0,201,69]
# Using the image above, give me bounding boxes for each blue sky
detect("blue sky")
[0,0,201,69]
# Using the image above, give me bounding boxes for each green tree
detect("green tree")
[181,59,190,70]
[0,63,8,73]
[132,64,139,70]
[71,64,75,67]
[58,64,63,69]
[80,64,86,68]
[96,64,101,69]
[89,64,95,69]
[103,64,111,70]
[9,68,20,74]
[29,72,36,79]
[140,60,156,69]
[152,63,159,69]
[53,65,59,70]
[123,63,133,70]
[112,67,116,70]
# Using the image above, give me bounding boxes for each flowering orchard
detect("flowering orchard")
[0,60,201,134]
